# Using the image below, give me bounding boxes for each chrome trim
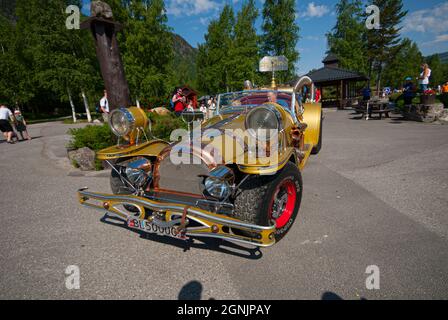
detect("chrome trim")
[78,188,276,247]
[207,166,235,184]
[109,108,136,137]
[78,189,274,232]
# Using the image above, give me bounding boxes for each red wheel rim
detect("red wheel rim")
[269,179,297,229]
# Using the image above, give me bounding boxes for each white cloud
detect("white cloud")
[422,34,448,46]
[299,2,330,19]
[402,2,448,34]
[199,17,211,26]
[166,0,221,17]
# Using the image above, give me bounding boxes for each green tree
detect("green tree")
[382,38,423,88]
[122,0,174,106]
[196,5,235,94]
[425,54,448,88]
[365,0,407,93]
[228,0,260,90]
[261,0,299,82]
[0,13,28,106]
[13,0,101,121]
[326,0,367,74]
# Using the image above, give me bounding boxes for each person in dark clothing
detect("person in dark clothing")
[403,77,416,106]
[361,86,371,101]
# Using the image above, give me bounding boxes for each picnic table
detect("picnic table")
[354,98,393,120]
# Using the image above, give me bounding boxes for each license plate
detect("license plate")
[127,217,185,239]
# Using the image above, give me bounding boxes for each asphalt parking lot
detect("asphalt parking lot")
[1,110,447,299]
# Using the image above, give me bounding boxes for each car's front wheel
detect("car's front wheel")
[232,162,303,242]
[110,163,140,213]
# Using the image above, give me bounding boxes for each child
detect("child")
[186,100,194,111]
[14,109,31,141]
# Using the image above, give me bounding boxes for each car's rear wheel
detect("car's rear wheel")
[232,162,302,242]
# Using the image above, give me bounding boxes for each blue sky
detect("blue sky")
[82,0,448,74]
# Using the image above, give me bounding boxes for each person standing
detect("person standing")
[0,105,15,144]
[315,88,321,103]
[199,102,207,115]
[418,63,431,91]
[100,90,110,123]
[442,81,448,93]
[403,77,416,106]
[361,85,371,101]
[185,100,194,111]
[172,88,186,116]
[208,97,217,119]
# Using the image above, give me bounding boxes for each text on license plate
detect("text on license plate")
[127,218,180,238]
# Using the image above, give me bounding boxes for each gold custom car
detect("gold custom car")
[77,77,322,247]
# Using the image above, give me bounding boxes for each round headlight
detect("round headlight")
[204,177,231,200]
[245,106,280,140]
[109,108,135,137]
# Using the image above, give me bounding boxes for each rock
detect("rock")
[93,119,102,124]
[402,103,444,123]
[150,107,171,116]
[91,1,113,19]
[439,109,448,124]
[68,147,96,171]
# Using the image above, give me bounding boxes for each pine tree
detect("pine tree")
[365,0,407,93]
[326,0,367,74]
[261,0,299,82]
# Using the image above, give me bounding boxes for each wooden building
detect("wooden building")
[293,53,368,108]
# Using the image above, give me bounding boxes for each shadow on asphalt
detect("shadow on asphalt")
[321,292,344,300]
[178,280,203,300]
[321,292,368,300]
[348,113,395,121]
[100,214,263,260]
[1,135,43,144]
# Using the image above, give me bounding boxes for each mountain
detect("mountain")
[425,52,448,64]
[438,52,448,64]
[172,33,198,87]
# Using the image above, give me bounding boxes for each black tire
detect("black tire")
[311,111,323,155]
[110,167,140,213]
[232,162,303,242]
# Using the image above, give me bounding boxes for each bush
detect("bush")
[68,124,116,151]
[67,112,187,158]
[148,112,187,141]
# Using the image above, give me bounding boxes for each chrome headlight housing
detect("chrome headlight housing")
[109,108,135,137]
[204,177,231,199]
[203,166,235,200]
[245,106,281,140]
[124,157,152,188]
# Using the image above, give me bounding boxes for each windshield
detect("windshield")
[218,90,292,112]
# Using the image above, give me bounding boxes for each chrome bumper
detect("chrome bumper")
[78,188,276,247]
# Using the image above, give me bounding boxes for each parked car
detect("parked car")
[77,77,322,247]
